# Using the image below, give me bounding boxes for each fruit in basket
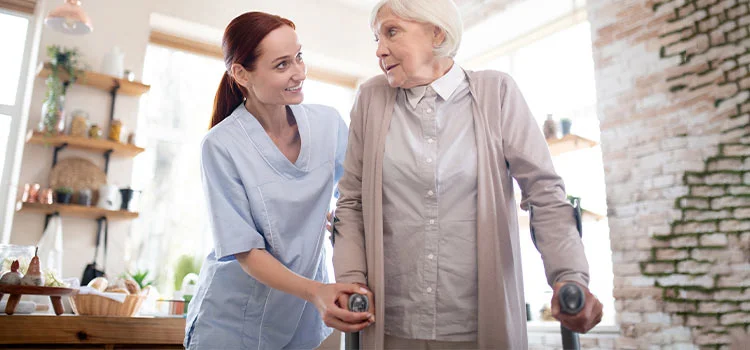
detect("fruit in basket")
[0,260,23,285]
[87,277,108,292]
[20,247,44,286]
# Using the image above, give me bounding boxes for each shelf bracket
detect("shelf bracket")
[52,143,68,167]
[109,83,120,122]
[103,149,114,174]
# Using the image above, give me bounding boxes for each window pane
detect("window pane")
[0,114,10,177]
[459,0,578,61]
[132,45,225,294]
[303,79,355,125]
[0,13,29,105]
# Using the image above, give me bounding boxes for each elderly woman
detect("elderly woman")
[332,0,603,349]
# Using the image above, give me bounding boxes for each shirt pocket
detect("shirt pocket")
[246,185,281,257]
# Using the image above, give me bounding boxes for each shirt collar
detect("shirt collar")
[405,63,465,109]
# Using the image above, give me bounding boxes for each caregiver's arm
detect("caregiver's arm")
[235,249,372,332]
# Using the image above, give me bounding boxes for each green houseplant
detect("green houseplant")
[38,45,85,135]
[173,255,202,292]
[54,186,74,204]
[124,269,154,289]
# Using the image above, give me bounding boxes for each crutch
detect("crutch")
[345,294,368,350]
[531,197,585,350]
[558,282,585,350]
[329,214,367,350]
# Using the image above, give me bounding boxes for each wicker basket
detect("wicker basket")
[70,293,146,317]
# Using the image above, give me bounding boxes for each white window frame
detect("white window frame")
[0,5,45,244]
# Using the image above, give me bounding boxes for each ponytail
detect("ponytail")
[210,72,245,129]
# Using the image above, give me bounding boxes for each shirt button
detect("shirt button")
[426,138,434,144]
[427,190,434,196]
[426,108,433,113]
[428,254,434,260]
[426,287,433,293]
[426,158,433,163]
[429,219,435,224]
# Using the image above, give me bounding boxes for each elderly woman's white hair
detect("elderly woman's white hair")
[370,0,463,58]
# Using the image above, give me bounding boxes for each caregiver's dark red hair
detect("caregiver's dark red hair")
[210,12,296,129]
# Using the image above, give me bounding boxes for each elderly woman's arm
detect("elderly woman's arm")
[333,89,369,286]
[498,73,590,288]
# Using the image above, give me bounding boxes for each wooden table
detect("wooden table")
[0,315,185,349]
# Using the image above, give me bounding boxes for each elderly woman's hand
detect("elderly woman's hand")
[326,211,333,233]
[550,281,603,333]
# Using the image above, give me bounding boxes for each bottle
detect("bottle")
[543,114,558,140]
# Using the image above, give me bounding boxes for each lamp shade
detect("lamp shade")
[44,0,93,35]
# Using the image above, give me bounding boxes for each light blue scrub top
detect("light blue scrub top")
[185,103,348,350]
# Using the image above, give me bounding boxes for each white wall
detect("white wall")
[9,0,376,280]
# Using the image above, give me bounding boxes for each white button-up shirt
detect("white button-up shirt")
[382,63,479,341]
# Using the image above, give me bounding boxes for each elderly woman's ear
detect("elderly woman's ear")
[433,26,447,49]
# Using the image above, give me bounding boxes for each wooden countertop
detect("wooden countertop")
[0,315,185,349]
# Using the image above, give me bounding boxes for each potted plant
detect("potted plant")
[560,118,573,136]
[38,45,85,136]
[124,269,154,290]
[173,255,202,292]
[54,187,74,204]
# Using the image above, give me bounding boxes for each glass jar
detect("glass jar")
[77,189,92,206]
[38,94,66,135]
[108,120,122,142]
[0,244,36,272]
[69,110,90,138]
[89,124,103,139]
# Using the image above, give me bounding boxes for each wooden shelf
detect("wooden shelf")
[37,62,150,96]
[16,202,139,220]
[581,208,605,221]
[547,134,598,156]
[26,131,145,157]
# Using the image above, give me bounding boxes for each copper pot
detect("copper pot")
[22,184,41,203]
[38,188,55,204]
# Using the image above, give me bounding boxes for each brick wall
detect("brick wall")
[589,0,750,349]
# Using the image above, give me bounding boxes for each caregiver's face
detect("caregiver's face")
[373,6,442,89]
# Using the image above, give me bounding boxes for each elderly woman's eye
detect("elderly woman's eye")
[388,28,397,37]
[374,35,379,43]
[296,52,303,61]
[276,61,287,69]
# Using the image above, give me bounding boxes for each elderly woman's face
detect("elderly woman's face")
[373,6,443,89]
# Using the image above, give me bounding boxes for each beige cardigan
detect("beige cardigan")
[333,70,589,349]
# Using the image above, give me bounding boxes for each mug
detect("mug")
[97,185,122,211]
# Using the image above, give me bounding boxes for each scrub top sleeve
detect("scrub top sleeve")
[334,114,349,185]
[200,136,267,260]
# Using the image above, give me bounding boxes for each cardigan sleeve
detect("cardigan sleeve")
[332,87,369,286]
[497,73,590,288]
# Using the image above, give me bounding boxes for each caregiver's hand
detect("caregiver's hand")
[337,283,375,324]
[308,282,373,332]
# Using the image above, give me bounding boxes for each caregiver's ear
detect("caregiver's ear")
[230,63,251,86]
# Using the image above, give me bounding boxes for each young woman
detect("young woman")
[185,12,373,349]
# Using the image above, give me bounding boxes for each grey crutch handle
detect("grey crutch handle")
[559,283,585,350]
[345,293,369,350]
